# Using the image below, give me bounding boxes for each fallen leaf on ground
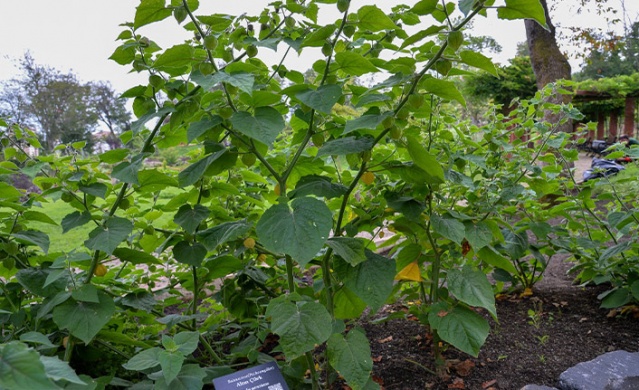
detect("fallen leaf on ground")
[482,379,497,388]
[377,336,393,343]
[372,355,383,362]
[453,360,475,376]
[447,377,465,389]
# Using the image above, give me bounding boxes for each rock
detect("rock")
[520,385,559,390]
[558,351,639,390]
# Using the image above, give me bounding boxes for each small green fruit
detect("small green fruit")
[337,0,350,13]
[322,42,332,57]
[60,192,74,203]
[242,153,257,167]
[312,133,325,147]
[203,35,218,50]
[447,30,464,51]
[174,7,188,24]
[389,126,402,140]
[343,24,355,37]
[285,17,296,28]
[361,150,372,162]
[119,198,131,210]
[382,115,395,129]
[408,94,425,109]
[149,74,164,89]
[199,62,215,75]
[219,107,234,119]
[435,59,453,76]
[246,45,258,58]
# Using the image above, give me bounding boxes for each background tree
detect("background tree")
[88,81,131,149]
[0,54,129,152]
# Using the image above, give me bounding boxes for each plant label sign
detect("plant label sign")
[213,361,289,390]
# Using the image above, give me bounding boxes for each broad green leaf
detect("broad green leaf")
[172,241,207,267]
[99,148,129,163]
[197,220,251,250]
[357,5,397,31]
[328,328,372,390]
[477,246,519,275]
[113,248,161,265]
[174,331,200,355]
[134,0,172,28]
[16,268,66,298]
[19,332,55,348]
[421,77,466,106]
[23,211,57,225]
[459,51,498,77]
[0,342,58,390]
[131,106,174,134]
[0,182,22,200]
[52,291,116,344]
[317,136,375,157]
[338,251,395,312]
[187,116,223,142]
[344,114,385,134]
[335,52,379,76]
[256,197,333,267]
[62,210,92,234]
[296,85,342,114]
[78,183,108,199]
[71,284,100,304]
[600,288,631,309]
[192,71,254,95]
[464,221,493,250]
[431,215,465,244]
[153,364,206,390]
[121,290,156,312]
[497,0,548,28]
[327,237,367,266]
[334,287,367,319]
[411,0,438,15]
[123,347,162,371]
[197,14,233,32]
[177,147,227,187]
[266,299,332,358]
[174,204,210,234]
[12,230,50,254]
[289,175,348,199]
[154,44,196,75]
[448,265,497,319]
[40,356,86,385]
[384,193,425,222]
[109,45,136,65]
[85,217,133,255]
[230,107,285,145]
[300,25,336,48]
[399,25,445,50]
[428,302,490,357]
[158,350,184,384]
[405,136,445,184]
[138,169,179,192]
[112,154,145,185]
[203,255,244,279]
[632,280,639,301]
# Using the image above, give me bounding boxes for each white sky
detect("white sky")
[0,1,637,95]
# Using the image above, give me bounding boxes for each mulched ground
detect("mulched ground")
[361,283,639,390]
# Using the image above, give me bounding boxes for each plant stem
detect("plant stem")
[63,336,74,362]
[305,352,320,390]
[285,255,296,293]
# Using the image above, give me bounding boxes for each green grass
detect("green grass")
[27,200,95,254]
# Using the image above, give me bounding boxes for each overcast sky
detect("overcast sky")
[1,1,637,94]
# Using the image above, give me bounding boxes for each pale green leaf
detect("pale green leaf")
[266,299,332,358]
[328,328,373,390]
[84,217,133,255]
[134,0,172,28]
[317,136,375,157]
[428,303,490,357]
[174,204,210,234]
[338,251,395,312]
[448,265,497,319]
[256,197,333,267]
[431,215,465,244]
[327,237,367,266]
[296,85,342,114]
[497,0,548,28]
[422,77,466,106]
[230,107,285,145]
[357,5,397,31]
[405,135,445,184]
[335,52,379,76]
[40,356,86,385]
[158,350,184,384]
[459,51,499,77]
[52,291,116,344]
[0,342,58,390]
[197,220,252,251]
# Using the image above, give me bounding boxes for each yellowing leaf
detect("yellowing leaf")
[395,261,422,282]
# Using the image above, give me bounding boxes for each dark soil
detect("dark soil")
[361,257,639,390]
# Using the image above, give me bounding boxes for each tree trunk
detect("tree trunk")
[524,0,572,134]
